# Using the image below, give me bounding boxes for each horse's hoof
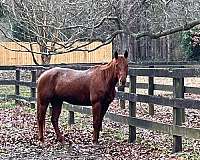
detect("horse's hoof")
[68,140,73,147]
[38,137,44,143]
[37,140,45,148]
[60,140,65,145]
[92,140,99,145]
[57,136,65,144]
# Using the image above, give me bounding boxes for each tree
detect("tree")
[1,0,118,64]
[1,0,200,64]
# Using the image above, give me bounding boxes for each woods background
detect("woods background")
[1,1,200,65]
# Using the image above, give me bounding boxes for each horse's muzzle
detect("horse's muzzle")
[119,78,126,86]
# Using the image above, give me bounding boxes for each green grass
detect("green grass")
[0,84,32,109]
[0,85,31,97]
[114,129,127,141]
[177,152,200,160]
[0,100,15,109]
[19,86,31,97]
[0,85,15,95]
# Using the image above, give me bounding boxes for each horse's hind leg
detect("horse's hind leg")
[37,101,48,143]
[92,102,102,144]
[50,100,64,143]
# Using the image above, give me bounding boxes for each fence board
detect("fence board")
[129,68,200,78]
[0,94,16,100]
[15,95,35,102]
[17,81,36,87]
[0,80,15,85]
[130,83,200,95]
[0,42,112,65]
[184,87,200,95]
[116,92,200,110]
[63,103,200,139]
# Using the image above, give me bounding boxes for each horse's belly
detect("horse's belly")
[63,97,91,106]
[62,95,91,106]
[56,88,91,106]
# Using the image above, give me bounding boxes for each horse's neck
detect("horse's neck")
[101,62,118,88]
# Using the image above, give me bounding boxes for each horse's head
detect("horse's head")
[113,50,128,86]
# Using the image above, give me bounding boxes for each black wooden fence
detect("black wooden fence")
[0,63,200,153]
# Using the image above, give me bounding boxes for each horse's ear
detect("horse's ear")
[124,50,128,58]
[114,51,118,59]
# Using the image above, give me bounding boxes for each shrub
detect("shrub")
[181,28,200,61]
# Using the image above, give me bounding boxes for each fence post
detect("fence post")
[180,66,185,123]
[148,66,154,115]
[68,108,75,125]
[31,70,37,109]
[15,69,20,104]
[129,75,136,143]
[172,77,184,153]
[118,85,125,109]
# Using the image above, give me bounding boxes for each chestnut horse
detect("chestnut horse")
[37,51,128,144]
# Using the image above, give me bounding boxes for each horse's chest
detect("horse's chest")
[103,89,116,104]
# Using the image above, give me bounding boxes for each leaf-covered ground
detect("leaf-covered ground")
[0,99,200,160]
[0,72,200,159]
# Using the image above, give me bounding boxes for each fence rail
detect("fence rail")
[0,63,200,153]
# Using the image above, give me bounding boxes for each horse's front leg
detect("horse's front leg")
[100,104,109,131]
[92,102,102,144]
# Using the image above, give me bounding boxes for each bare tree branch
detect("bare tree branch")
[134,19,200,39]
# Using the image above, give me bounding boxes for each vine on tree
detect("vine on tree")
[181,28,200,61]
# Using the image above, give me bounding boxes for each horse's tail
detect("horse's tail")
[36,89,49,142]
[36,70,51,142]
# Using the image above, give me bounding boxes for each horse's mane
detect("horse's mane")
[88,62,112,71]
[88,61,116,82]
[99,60,117,84]
[100,61,113,70]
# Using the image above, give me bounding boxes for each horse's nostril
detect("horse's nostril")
[119,79,126,86]
[121,81,126,86]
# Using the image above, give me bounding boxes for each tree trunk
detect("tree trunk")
[118,33,129,53]
[41,54,51,65]
[40,45,51,65]
[129,36,135,61]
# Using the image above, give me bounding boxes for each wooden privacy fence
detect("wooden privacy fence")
[0,64,200,153]
[0,42,112,65]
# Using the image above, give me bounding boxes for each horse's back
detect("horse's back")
[37,67,93,105]
[38,67,88,84]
